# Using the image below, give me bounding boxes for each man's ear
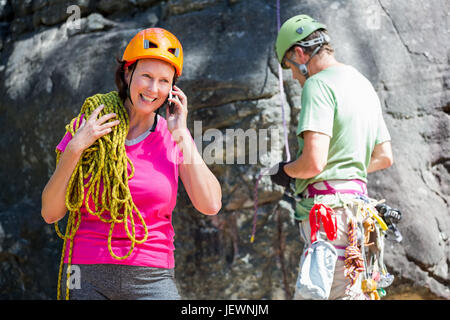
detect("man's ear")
[294,46,308,63]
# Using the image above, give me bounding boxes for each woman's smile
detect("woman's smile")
[139,93,158,104]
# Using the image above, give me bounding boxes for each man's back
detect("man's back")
[295,65,390,194]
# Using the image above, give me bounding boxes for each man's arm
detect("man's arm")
[284,131,330,179]
[367,141,394,173]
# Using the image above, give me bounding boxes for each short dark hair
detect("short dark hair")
[287,29,334,58]
[114,58,178,103]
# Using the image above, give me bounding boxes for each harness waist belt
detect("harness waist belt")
[303,179,367,198]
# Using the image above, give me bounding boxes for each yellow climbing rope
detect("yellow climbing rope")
[54,91,148,300]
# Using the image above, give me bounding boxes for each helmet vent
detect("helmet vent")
[168,47,180,58]
[144,40,158,49]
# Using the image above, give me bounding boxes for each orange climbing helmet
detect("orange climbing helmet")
[122,28,183,76]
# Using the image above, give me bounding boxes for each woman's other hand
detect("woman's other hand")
[69,104,120,153]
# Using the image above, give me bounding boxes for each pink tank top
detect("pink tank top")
[56,115,184,268]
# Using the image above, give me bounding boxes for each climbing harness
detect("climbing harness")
[54,91,148,300]
[294,193,401,299]
[303,179,368,198]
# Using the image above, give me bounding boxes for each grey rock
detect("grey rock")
[10,0,33,17]
[10,16,33,35]
[0,0,448,300]
[0,0,12,21]
[97,0,129,14]
[85,12,117,32]
[66,13,116,36]
[35,2,74,26]
[167,0,220,16]
[145,12,158,26]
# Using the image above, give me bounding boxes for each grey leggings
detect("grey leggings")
[61,264,181,300]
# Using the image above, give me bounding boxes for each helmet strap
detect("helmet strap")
[150,109,159,132]
[126,62,137,106]
[285,44,323,78]
[284,31,329,78]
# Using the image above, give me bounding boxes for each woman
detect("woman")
[41,28,222,300]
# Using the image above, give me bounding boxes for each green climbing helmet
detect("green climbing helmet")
[275,14,328,68]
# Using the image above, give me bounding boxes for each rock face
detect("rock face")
[0,0,448,299]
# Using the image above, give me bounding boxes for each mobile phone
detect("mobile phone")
[168,87,181,114]
[168,88,175,114]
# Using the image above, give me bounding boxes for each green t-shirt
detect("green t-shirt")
[295,65,390,201]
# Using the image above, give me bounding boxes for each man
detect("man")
[270,14,393,299]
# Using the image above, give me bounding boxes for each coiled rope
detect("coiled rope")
[54,91,148,300]
[344,219,365,287]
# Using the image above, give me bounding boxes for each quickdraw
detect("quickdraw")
[344,196,399,299]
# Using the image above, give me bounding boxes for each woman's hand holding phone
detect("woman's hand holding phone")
[166,85,188,139]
